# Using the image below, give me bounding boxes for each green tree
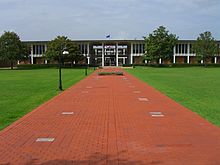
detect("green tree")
[0,31,29,69]
[45,36,82,65]
[66,41,84,66]
[144,26,178,63]
[193,31,218,66]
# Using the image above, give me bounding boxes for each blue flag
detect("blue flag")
[106,35,111,38]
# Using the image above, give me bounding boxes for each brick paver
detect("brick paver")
[0,68,220,165]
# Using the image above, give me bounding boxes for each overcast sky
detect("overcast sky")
[0,0,219,41]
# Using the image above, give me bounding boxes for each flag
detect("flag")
[106,35,111,38]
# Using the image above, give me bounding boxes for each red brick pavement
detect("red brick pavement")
[0,68,220,165]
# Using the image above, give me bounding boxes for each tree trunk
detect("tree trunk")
[204,58,207,67]
[10,60,14,70]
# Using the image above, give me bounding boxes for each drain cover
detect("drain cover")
[62,112,74,115]
[36,138,55,142]
[133,91,141,93]
[138,98,149,101]
[86,86,92,89]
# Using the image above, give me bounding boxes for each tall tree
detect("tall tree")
[0,31,29,69]
[193,31,218,66]
[45,36,82,65]
[144,26,178,63]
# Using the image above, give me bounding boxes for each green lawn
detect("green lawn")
[126,67,220,127]
[0,68,93,130]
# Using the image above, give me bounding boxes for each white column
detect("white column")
[44,44,47,64]
[215,57,217,64]
[123,58,125,64]
[102,43,104,67]
[131,43,133,64]
[116,43,118,66]
[159,58,162,64]
[17,60,20,65]
[187,56,190,64]
[87,57,90,64]
[173,46,176,64]
[145,60,148,64]
[187,43,190,55]
[173,55,176,64]
[31,44,34,64]
[201,60,204,64]
[87,43,90,57]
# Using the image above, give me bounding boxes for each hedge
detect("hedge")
[123,63,220,68]
[17,64,99,70]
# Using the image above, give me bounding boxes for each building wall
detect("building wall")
[15,40,220,66]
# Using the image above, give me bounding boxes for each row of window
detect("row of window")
[31,43,219,56]
[32,45,46,55]
[175,44,194,54]
[80,44,88,55]
[132,44,145,54]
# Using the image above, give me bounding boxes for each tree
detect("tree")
[193,31,218,66]
[66,41,84,66]
[144,26,178,63]
[0,31,29,69]
[45,36,82,65]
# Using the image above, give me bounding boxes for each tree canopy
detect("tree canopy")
[0,31,29,69]
[193,31,218,66]
[45,36,83,65]
[144,26,178,63]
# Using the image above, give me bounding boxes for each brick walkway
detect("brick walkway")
[0,69,220,165]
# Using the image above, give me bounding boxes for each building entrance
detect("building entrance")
[105,57,116,66]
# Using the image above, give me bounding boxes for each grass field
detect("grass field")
[126,67,220,127]
[0,68,93,130]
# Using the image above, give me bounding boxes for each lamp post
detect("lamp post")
[85,54,88,76]
[59,48,69,91]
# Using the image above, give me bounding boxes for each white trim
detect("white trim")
[187,56,190,64]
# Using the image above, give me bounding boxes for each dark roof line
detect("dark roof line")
[22,39,220,43]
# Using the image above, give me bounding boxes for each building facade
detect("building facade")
[23,40,220,66]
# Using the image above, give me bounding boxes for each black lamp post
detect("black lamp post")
[85,54,88,76]
[59,47,69,91]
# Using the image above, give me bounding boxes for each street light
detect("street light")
[85,53,88,76]
[59,49,69,91]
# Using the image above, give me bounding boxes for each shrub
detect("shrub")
[98,72,124,76]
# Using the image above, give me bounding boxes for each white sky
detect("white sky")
[0,0,219,41]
